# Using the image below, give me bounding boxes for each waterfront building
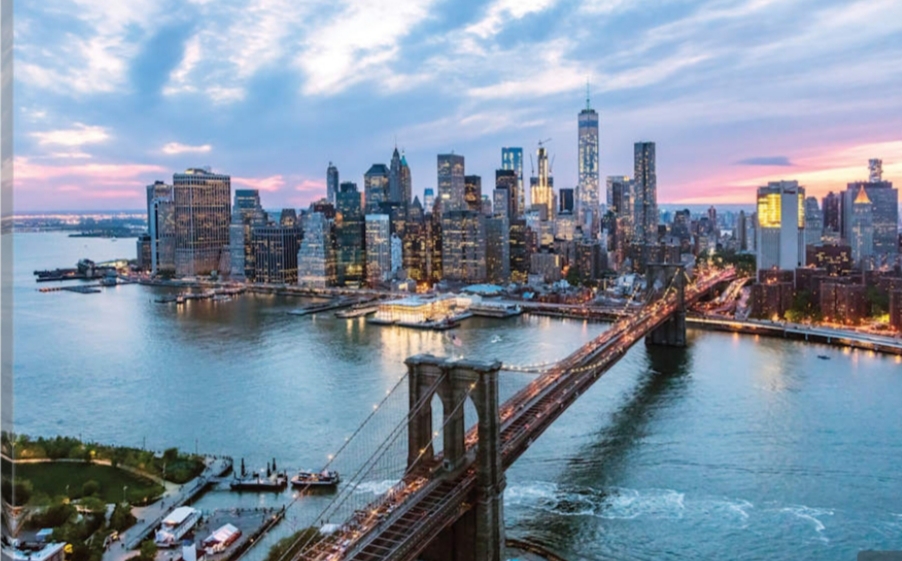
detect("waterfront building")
[173,168,231,277]
[441,210,486,282]
[755,180,805,277]
[147,181,175,275]
[821,282,868,325]
[486,216,510,283]
[423,188,435,213]
[373,294,457,324]
[136,233,152,271]
[530,252,562,283]
[252,224,303,284]
[156,507,201,547]
[465,175,482,212]
[502,147,524,217]
[437,153,466,213]
[530,145,553,219]
[804,197,822,247]
[365,214,392,286]
[890,289,902,331]
[327,162,339,205]
[632,142,657,248]
[364,164,390,214]
[229,189,267,281]
[577,91,600,234]
[297,212,336,288]
[335,182,365,286]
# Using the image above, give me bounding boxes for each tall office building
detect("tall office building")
[400,152,412,210]
[632,143,657,248]
[822,191,841,236]
[364,164,390,214]
[848,186,874,269]
[441,210,486,282]
[485,216,510,283]
[146,181,175,275]
[326,162,339,205]
[365,214,392,286]
[755,180,805,276]
[495,169,517,219]
[738,210,748,251]
[530,146,553,218]
[173,168,231,277]
[464,175,482,212]
[280,208,297,227]
[252,224,303,284]
[803,197,822,247]
[502,147,524,217]
[437,154,465,213]
[229,189,267,281]
[423,188,435,213]
[509,218,529,282]
[493,188,510,220]
[845,161,897,264]
[297,212,336,288]
[577,90,599,233]
[558,188,575,214]
[388,147,412,211]
[335,182,365,286]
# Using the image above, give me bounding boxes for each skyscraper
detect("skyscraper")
[437,154,465,213]
[530,145,553,218]
[558,188,575,214]
[485,216,510,283]
[252,224,303,284]
[848,186,874,269]
[424,188,435,213]
[502,147,524,217]
[632,142,657,247]
[464,175,482,212]
[365,214,392,286]
[577,88,599,234]
[326,162,339,205]
[822,191,841,236]
[495,169,517,219]
[364,164,390,214]
[803,197,822,247]
[297,212,336,288]
[441,210,486,282]
[845,161,897,265]
[229,189,267,281]
[173,168,231,277]
[146,181,174,275]
[755,180,805,276]
[400,152,412,211]
[388,147,403,205]
[335,181,365,286]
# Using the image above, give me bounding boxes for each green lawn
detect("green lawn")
[15,463,164,504]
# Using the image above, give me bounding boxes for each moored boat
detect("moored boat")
[290,469,340,488]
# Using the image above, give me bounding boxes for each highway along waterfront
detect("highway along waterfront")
[13,232,902,561]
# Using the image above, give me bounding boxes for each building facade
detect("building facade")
[297,212,336,288]
[437,154,466,213]
[755,180,806,276]
[577,97,599,234]
[441,210,486,283]
[365,214,392,286]
[173,168,231,277]
[501,147,524,218]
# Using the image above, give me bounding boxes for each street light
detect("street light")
[123,485,128,504]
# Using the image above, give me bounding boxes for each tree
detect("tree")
[79,496,106,516]
[82,480,101,497]
[139,540,157,561]
[110,502,137,532]
[162,448,179,463]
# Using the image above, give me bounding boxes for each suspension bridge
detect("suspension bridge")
[272,264,736,561]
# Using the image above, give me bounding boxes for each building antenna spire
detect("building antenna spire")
[586,76,591,110]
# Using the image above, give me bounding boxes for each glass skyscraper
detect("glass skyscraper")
[577,96,599,234]
[173,168,231,277]
[437,154,465,213]
[501,147,524,217]
[326,162,339,205]
[632,142,658,247]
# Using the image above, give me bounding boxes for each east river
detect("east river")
[10,233,902,560]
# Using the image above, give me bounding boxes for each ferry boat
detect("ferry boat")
[290,469,340,488]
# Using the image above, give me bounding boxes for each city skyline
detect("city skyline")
[12,0,902,211]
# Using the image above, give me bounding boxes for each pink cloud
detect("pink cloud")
[232,175,286,192]
[294,178,326,193]
[14,156,166,181]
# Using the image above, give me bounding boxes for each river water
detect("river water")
[10,233,902,560]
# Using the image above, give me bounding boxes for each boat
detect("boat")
[229,472,287,492]
[212,294,232,302]
[290,469,340,488]
[176,295,186,305]
[491,335,502,343]
[817,355,831,360]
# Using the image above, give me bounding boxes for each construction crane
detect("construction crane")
[538,137,552,149]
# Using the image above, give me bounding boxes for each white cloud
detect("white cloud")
[31,124,110,147]
[161,142,213,155]
[465,0,558,40]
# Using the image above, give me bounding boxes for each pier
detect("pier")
[289,297,371,316]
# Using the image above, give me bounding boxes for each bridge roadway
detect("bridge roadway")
[299,269,737,561]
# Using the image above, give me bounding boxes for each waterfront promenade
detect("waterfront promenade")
[102,456,232,561]
[687,315,902,355]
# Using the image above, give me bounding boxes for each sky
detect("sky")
[12,0,902,212]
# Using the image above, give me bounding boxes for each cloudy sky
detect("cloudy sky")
[13,0,902,211]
